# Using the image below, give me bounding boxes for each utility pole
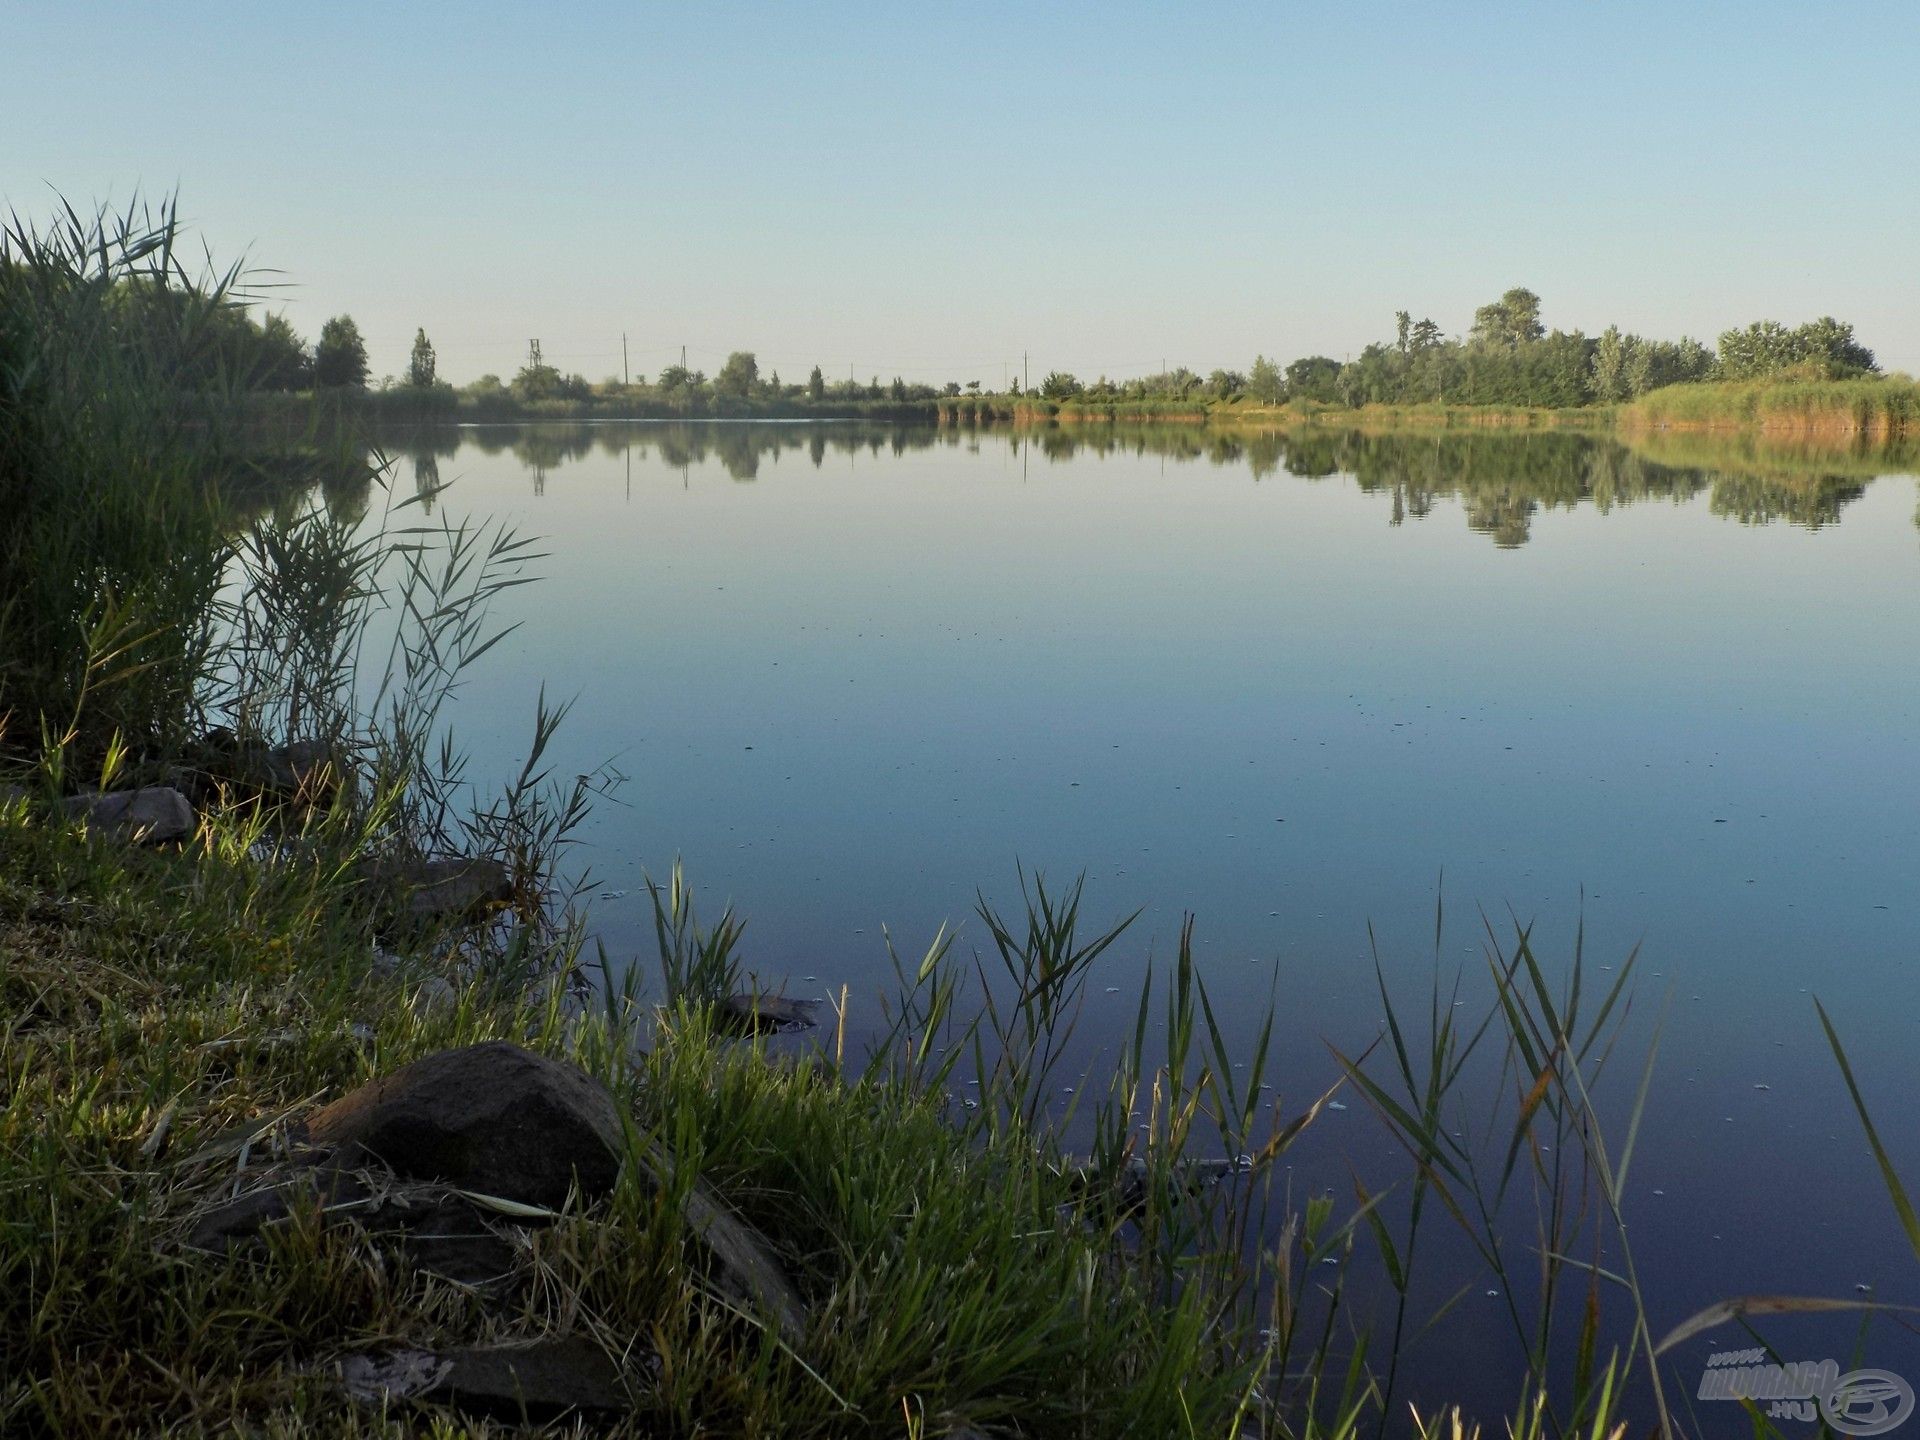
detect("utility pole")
[528,339,542,369]
[681,344,687,371]
[622,333,629,387]
[1023,350,1028,394]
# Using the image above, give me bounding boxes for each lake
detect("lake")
[361,420,1920,1420]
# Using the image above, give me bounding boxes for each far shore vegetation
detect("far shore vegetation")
[209,280,1916,438]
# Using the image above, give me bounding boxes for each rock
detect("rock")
[634,1139,808,1346]
[188,1170,519,1287]
[719,992,820,1035]
[188,1046,806,1345]
[376,1192,519,1287]
[194,730,344,802]
[62,786,194,843]
[304,1041,624,1208]
[355,855,515,931]
[339,1336,633,1419]
[255,738,340,796]
[187,1167,372,1254]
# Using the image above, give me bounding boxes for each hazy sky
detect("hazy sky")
[8,2,1918,387]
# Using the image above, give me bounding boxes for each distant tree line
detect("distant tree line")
[1031,289,1879,410]
[159,284,1884,413]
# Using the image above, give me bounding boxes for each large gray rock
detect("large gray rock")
[62,786,194,843]
[304,1041,625,1208]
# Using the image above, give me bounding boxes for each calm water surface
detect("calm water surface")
[365,421,1920,1421]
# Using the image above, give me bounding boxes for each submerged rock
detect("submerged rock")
[304,1040,624,1208]
[718,992,820,1035]
[62,786,194,843]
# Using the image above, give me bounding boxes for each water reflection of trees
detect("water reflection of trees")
[1025,426,1894,547]
[366,421,1911,548]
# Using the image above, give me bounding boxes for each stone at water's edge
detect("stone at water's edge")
[305,1041,625,1208]
[354,855,515,928]
[719,991,821,1034]
[62,786,194,843]
[190,1042,810,1347]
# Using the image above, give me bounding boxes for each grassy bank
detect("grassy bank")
[0,801,1321,1436]
[946,378,1920,443]
[937,396,1611,432]
[1618,375,1920,436]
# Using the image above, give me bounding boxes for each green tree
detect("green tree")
[1590,325,1630,403]
[252,312,309,390]
[1039,371,1082,399]
[511,362,565,401]
[1248,354,1283,404]
[407,327,436,388]
[1716,317,1874,380]
[1283,356,1343,403]
[1794,316,1875,373]
[1470,287,1545,348]
[714,350,759,399]
[807,364,824,400]
[1623,340,1654,397]
[314,315,368,388]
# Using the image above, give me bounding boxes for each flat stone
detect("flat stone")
[189,1166,521,1288]
[62,786,194,843]
[187,1167,371,1253]
[304,1041,624,1208]
[339,1336,632,1419]
[431,1337,632,1418]
[634,1139,807,1346]
[375,1192,519,1287]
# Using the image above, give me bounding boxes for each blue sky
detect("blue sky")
[7,2,1918,386]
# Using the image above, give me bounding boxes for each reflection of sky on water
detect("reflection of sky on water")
[368,422,1920,1423]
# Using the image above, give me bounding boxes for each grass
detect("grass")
[1619,374,1920,435]
[0,800,1366,1436]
